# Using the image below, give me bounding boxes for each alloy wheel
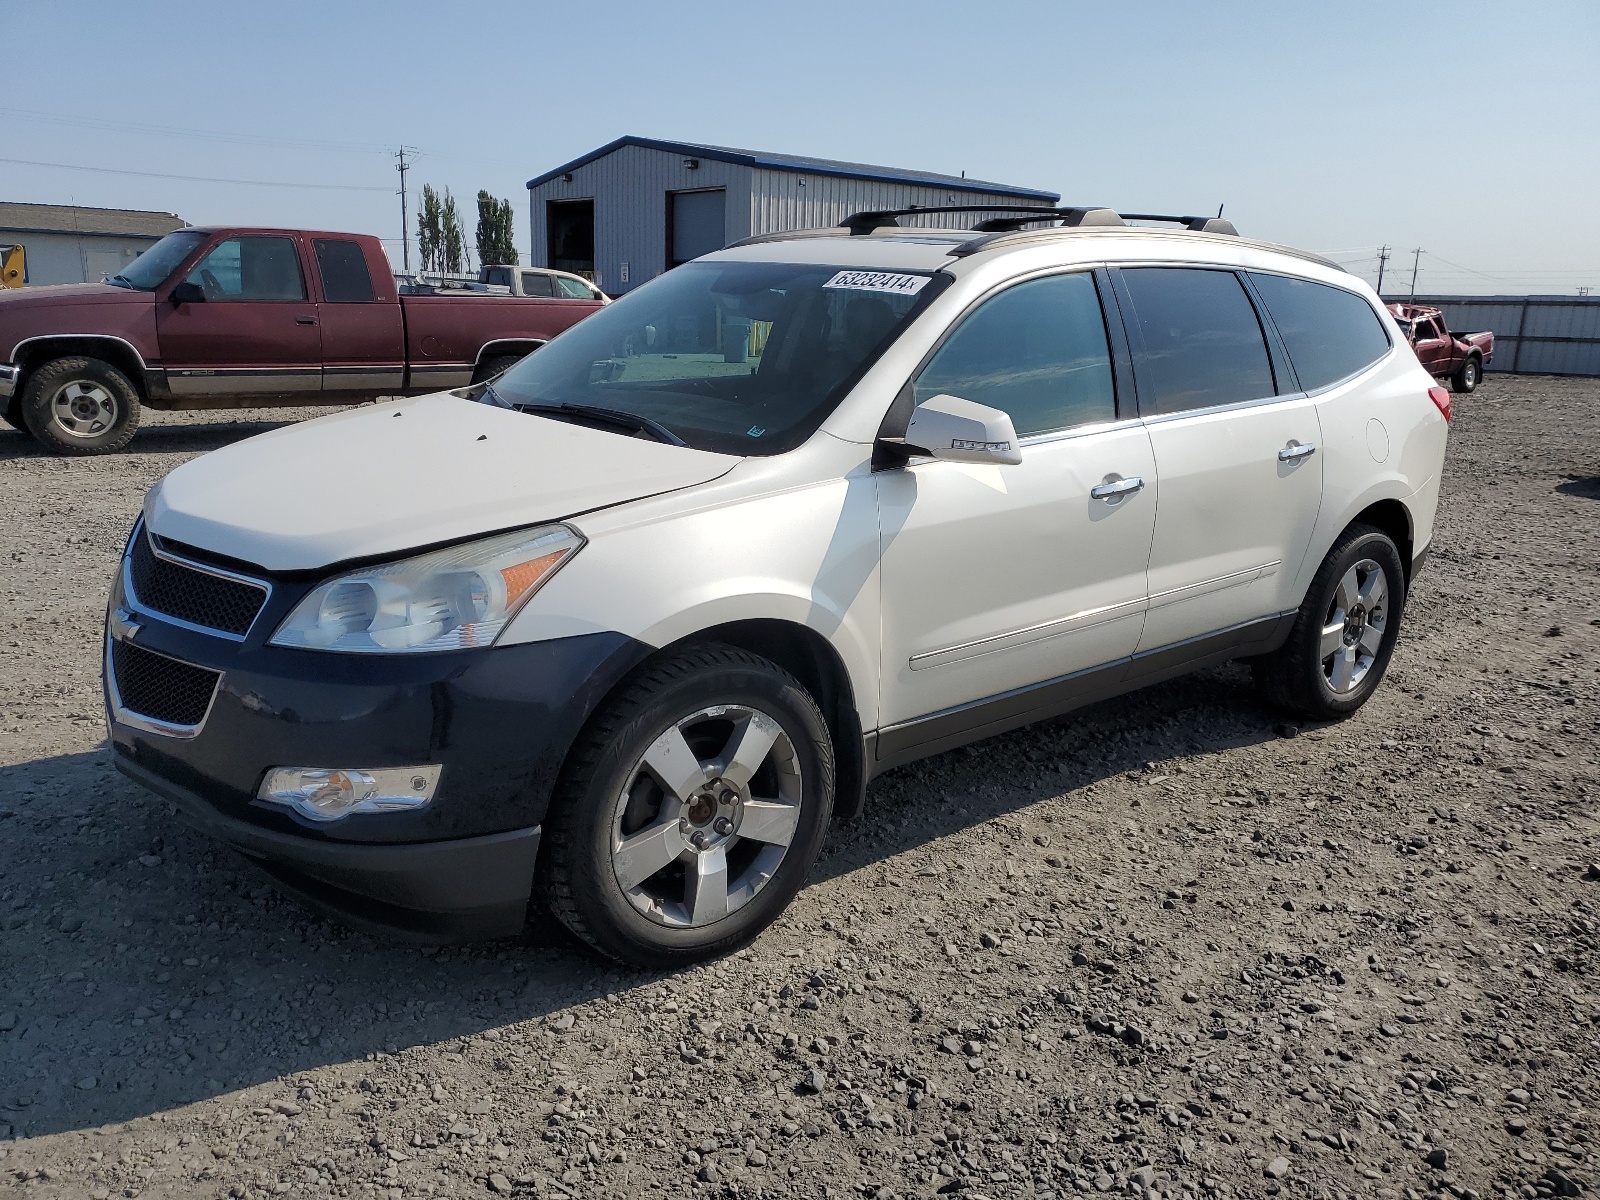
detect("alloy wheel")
[1319,558,1389,694]
[50,380,118,439]
[609,703,802,928]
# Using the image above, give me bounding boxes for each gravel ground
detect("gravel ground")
[1,379,1597,1200]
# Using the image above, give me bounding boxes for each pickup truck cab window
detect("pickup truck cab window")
[521,272,555,297]
[556,274,595,300]
[1117,267,1276,414]
[109,230,206,290]
[185,236,306,302]
[484,260,941,455]
[913,270,1116,437]
[313,239,376,304]
[1247,272,1390,391]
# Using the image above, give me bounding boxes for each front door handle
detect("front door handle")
[1278,441,1316,461]
[295,316,317,326]
[1090,476,1145,500]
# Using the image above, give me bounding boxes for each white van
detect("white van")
[105,205,1450,965]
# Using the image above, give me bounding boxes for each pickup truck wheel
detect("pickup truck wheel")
[20,356,141,456]
[1251,523,1406,721]
[540,644,835,967]
[471,354,524,384]
[1451,355,1481,394]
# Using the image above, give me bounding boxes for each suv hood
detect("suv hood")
[0,282,145,310]
[145,394,741,572]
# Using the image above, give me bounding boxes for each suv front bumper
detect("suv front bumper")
[105,539,651,939]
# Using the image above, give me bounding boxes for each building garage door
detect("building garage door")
[668,188,726,269]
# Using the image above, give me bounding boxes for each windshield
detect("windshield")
[481,261,945,455]
[109,230,206,290]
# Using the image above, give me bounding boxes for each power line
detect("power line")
[0,106,391,154]
[0,156,389,192]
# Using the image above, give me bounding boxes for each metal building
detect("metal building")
[0,202,188,286]
[524,136,1058,295]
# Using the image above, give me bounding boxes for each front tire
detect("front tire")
[1451,355,1481,394]
[540,644,835,967]
[20,356,141,455]
[1253,523,1406,720]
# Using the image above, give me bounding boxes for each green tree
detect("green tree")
[476,190,518,266]
[440,189,464,275]
[417,184,443,275]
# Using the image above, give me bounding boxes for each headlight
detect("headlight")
[269,524,582,653]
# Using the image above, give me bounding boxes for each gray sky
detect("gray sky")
[4,0,1596,295]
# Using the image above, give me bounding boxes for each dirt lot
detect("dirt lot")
[1,378,1597,1200]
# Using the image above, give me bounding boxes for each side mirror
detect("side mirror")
[170,281,206,305]
[895,393,1022,465]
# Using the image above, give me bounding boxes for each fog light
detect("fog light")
[257,765,442,822]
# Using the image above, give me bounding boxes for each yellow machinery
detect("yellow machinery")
[0,244,25,288]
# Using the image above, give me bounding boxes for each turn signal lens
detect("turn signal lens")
[1428,386,1452,423]
[270,524,583,653]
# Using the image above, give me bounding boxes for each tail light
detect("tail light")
[1428,386,1452,423]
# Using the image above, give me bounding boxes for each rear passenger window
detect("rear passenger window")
[521,272,555,297]
[1117,267,1275,415]
[312,239,376,304]
[913,271,1116,437]
[1248,273,1390,392]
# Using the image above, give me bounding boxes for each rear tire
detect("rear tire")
[1451,355,1481,394]
[20,356,141,455]
[470,354,525,385]
[1252,523,1406,721]
[540,643,835,967]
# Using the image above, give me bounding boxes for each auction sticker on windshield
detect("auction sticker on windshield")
[822,270,931,296]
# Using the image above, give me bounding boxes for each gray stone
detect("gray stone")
[1264,1156,1289,1179]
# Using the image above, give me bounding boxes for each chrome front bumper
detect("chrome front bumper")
[0,363,19,399]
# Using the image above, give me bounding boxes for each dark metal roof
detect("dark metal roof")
[0,201,187,239]
[526,136,1058,201]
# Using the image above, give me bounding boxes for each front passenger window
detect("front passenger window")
[913,271,1116,437]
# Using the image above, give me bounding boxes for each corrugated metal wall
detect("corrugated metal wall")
[747,170,1044,238]
[528,144,1049,294]
[1400,295,1600,377]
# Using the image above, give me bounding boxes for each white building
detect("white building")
[525,137,1059,295]
[0,202,187,286]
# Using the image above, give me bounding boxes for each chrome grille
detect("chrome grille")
[109,640,221,730]
[127,528,268,638]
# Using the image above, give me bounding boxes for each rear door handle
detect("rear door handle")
[1278,441,1316,461]
[295,316,317,326]
[1090,476,1145,500]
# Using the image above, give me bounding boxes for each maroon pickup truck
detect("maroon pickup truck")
[1387,302,1494,395]
[0,227,603,454]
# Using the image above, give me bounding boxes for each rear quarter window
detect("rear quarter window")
[1248,273,1391,392]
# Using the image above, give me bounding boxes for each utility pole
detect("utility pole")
[1580,286,1593,297]
[394,148,415,272]
[1375,245,1391,295]
[1408,248,1423,299]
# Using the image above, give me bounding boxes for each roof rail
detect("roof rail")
[1120,213,1239,236]
[838,204,1125,235]
[838,203,1237,237]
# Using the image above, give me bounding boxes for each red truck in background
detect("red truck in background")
[0,227,604,455]
[1387,302,1494,395]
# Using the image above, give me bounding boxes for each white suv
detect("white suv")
[105,205,1450,965]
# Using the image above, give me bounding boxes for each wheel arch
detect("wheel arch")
[1346,498,1414,585]
[12,335,151,399]
[474,338,544,368]
[668,618,868,823]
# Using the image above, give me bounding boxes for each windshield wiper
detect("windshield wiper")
[107,274,134,289]
[511,401,687,447]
